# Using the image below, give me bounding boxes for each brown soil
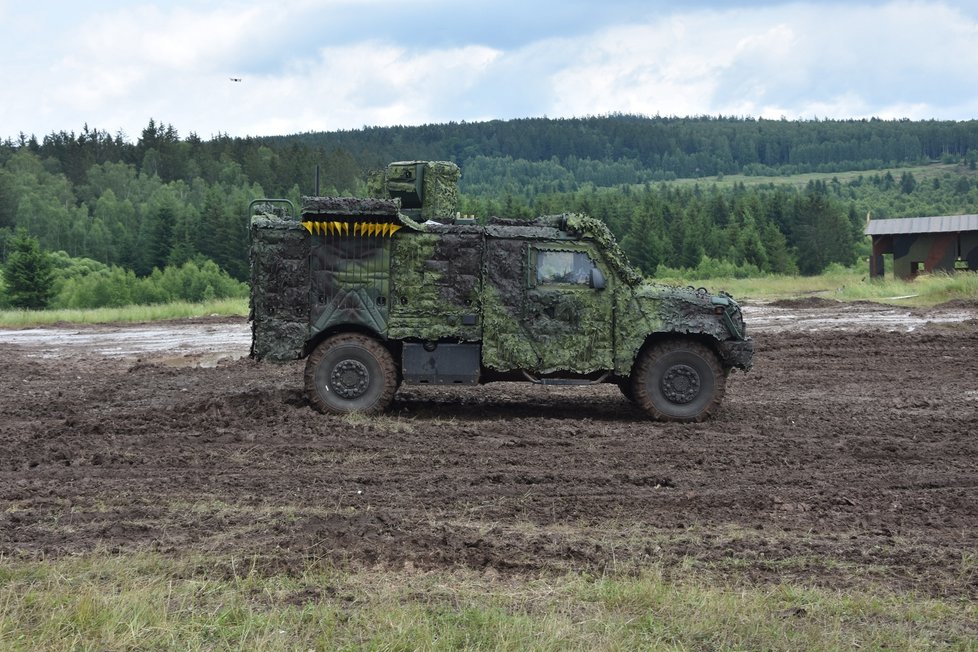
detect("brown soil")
[767,296,844,309]
[1,314,977,597]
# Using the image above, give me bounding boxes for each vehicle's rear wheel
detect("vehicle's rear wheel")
[631,339,725,422]
[304,334,397,414]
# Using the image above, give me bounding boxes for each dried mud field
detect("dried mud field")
[1,301,977,598]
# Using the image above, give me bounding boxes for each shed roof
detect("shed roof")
[865,214,978,235]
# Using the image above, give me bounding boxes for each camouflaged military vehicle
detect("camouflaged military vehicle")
[250,161,753,421]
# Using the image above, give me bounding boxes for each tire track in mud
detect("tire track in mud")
[1,313,977,596]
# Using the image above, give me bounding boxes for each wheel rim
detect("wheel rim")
[330,359,370,399]
[660,363,701,404]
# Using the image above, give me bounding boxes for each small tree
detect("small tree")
[899,171,917,195]
[5,230,53,309]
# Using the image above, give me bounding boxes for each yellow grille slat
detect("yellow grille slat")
[300,220,403,238]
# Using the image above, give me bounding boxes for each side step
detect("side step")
[521,371,611,386]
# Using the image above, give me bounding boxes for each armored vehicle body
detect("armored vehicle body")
[251,161,752,421]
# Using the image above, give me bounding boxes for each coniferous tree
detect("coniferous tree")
[621,202,666,275]
[899,171,917,194]
[733,208,769,271]
[792,192,855,275]
[760,222,797,274]
[4,230,54,309]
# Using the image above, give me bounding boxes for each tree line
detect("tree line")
[6,115,978,198]
[461,167,978,278]
[2,115,978,309]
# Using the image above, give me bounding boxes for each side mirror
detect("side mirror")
[590,267,606,290]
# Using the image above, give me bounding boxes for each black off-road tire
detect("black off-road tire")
[304,334,397,415]
[631,339,725,422]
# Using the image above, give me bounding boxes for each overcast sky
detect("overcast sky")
[2,0,977,142]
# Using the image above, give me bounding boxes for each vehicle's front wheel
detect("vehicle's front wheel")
[631,340,725,422]
[304,334,397,414]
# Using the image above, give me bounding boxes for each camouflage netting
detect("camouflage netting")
[420,161,460,221]
[302,196,400,217]
[250,215,309,361]
[562,213,644,286]
[366,161,460,222]
[483,214,643,288]
[386,229,483,342]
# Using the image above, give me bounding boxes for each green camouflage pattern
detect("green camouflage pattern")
[518,242,614,373]
[387,228,483,341]
[249,215,309,361]
[563,213,643,286]
[420,161,461,220]
[368,161,461,221]
[304,197,403,341]
[250,162,752,378]
[479,282,539,370]
[614,283,742,372]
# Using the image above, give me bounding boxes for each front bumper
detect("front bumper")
[718,338,754,371]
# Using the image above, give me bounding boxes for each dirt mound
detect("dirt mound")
[1,323,977,597]
[767,296,842,309]
[931,298,978,310]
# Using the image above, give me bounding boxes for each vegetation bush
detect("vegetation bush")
[656,256,764,280]
[1,248,246,311]
[51,258,246,309]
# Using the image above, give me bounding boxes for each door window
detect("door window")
[535,250,596,285]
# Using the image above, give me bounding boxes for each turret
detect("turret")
[368,160,460,221]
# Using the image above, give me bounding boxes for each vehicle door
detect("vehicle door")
[520,244,614,374]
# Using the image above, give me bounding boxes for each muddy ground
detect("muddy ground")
[1,301,977,597]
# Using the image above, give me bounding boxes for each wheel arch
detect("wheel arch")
[628,331,724,378]
[304,324,399,360]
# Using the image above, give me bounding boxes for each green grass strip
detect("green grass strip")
[0,298,248,328]
[662,268,978,307]
[0,552,975,651]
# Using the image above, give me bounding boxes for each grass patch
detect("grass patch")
[0,552,975,651]
[664,161,973,191]
[0,298,248,328]
[660,267,978,307]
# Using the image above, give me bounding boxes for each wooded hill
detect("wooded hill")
[2,115,977,305]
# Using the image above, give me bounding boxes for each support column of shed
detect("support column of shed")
[870,235,891,279]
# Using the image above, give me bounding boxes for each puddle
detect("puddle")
[0,322,252,364]
[742,303,975,333]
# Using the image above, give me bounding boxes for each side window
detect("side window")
[536,250,596,285]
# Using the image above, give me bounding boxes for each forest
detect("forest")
[1,115,978,308]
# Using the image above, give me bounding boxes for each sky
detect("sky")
[2,0,978,142]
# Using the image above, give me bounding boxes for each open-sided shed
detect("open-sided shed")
[865,214,978,279]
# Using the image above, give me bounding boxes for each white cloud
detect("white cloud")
[3,1,978,140]
[51,3,272,108]
[543,2,978,120]
[276,41,501,132]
